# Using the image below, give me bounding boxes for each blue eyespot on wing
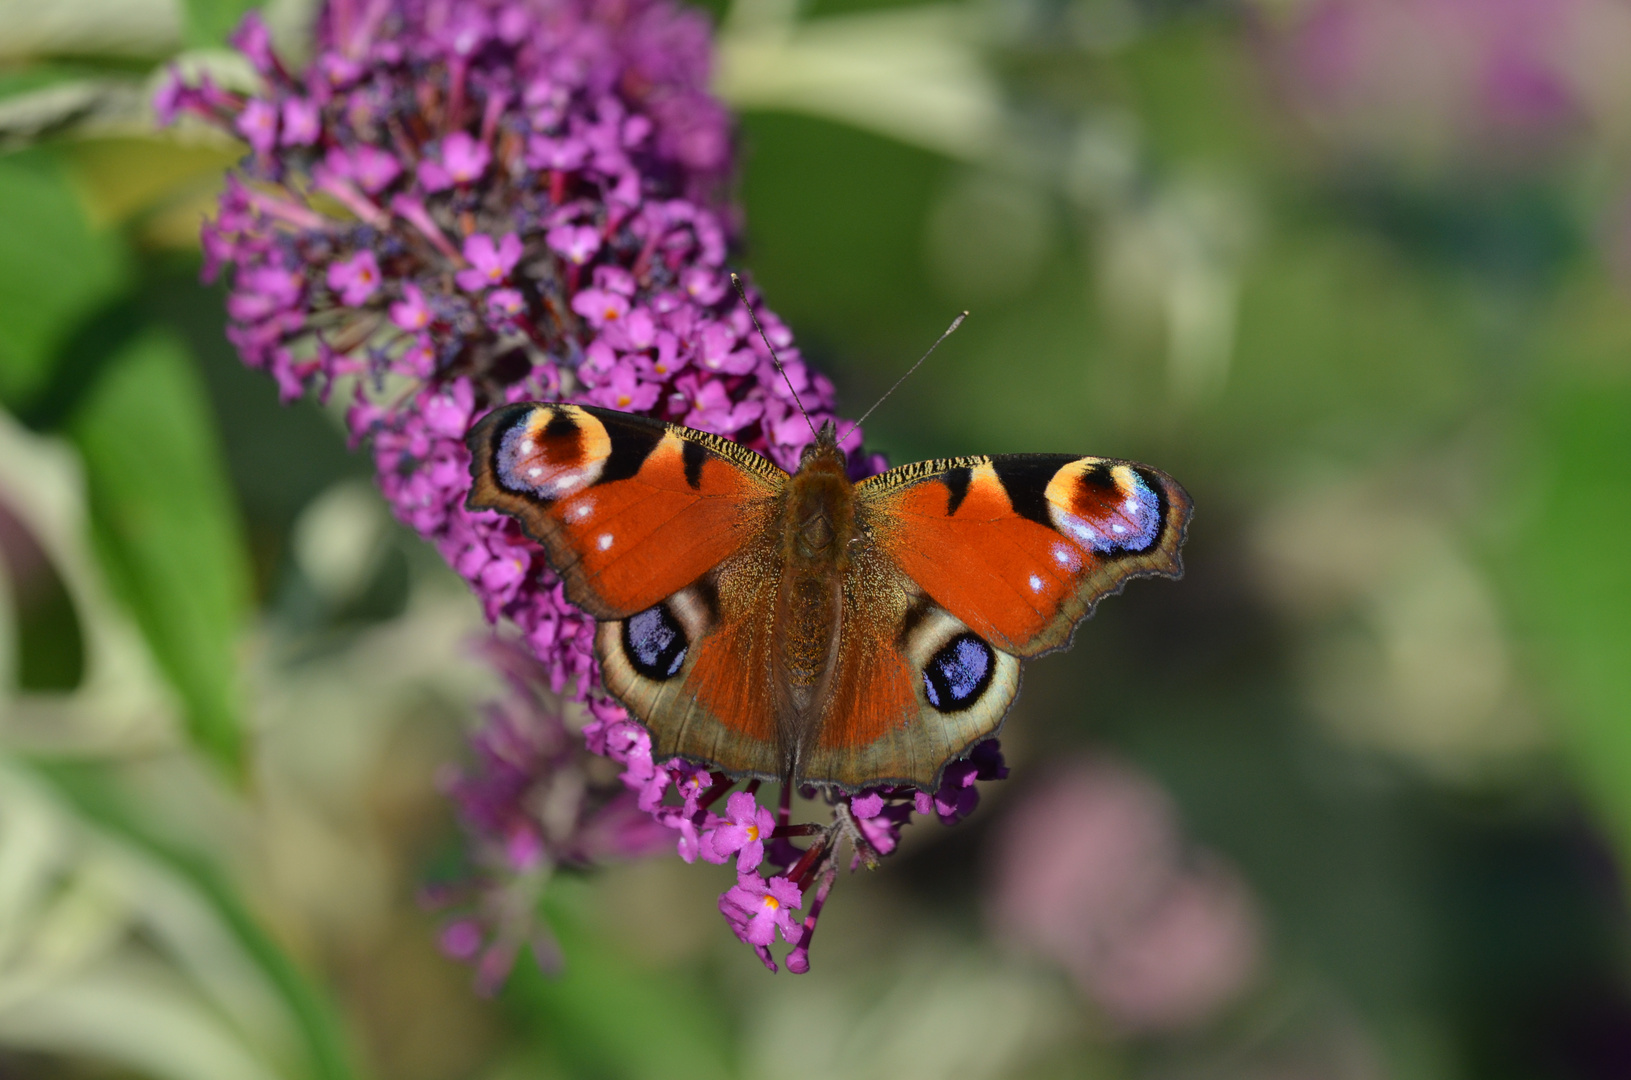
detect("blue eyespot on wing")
[922,632,995,713]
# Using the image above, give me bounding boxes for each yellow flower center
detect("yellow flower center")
[745,824,759,842]
[616,394,631,407]
[762,895,779,911]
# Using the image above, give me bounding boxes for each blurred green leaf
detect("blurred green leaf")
[1511,383,1631,857]
[182,0,260,47]
[67,327,252,773]
[26,758,364,1080]
[0,496,86,690]
[0,152,130,416]
[506,880,735,1080]
[59,136,239,235]
[0,64,114,101]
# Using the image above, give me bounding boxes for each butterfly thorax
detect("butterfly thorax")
[784,430,855,568]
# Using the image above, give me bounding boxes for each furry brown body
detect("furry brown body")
[772,425,856,778]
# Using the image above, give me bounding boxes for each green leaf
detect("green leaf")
[1509,384,1631,856]
[0,495,85,690]
[505,879,735,1080]
[181,0,260,47]
[25,758,365,1080]
[67,327,253,773]
[0,64,105,101]
[0,152,130,417]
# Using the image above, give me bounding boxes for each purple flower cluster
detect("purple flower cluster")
[585,709,1008,972]
[162,0,1006,977]
[434,639,673,992]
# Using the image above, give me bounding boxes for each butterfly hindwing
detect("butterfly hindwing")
[596,549,785,781]
[857,453,1192,658]
[465,402,786,619]
[597,522,1024,791]
[795,549,1021,790]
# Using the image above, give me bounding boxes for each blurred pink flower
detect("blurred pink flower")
[987,758,1262,1035]
[1260,0,1631,170]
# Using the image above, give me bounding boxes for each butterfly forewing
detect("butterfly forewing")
[856,453,1191,658]
[466,402,785,618]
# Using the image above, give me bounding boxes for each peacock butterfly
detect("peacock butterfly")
[468,281,1190,791]
[464,391,1191,792]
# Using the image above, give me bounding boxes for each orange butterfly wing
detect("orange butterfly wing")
[856,454,1192,658]
[466,403,784,618]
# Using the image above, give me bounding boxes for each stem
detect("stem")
[769,824,822,839]
[784,865,838,975]
[776,780,792,830]
[785,831,831,889]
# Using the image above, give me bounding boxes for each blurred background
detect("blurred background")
[3,0,1631,1076]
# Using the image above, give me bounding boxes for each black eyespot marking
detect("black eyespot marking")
[494,407,569,500]
[542,408,579,440]
[623,604,687,680]
[922,632,995,712]
[1078,463,1117,494]
[942,466,972,515]
[991,457,1062,528]
[598,423,664,484]
[682,439,708,490]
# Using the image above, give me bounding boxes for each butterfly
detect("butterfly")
[465,402,1190,792]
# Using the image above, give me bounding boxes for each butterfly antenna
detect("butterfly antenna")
[837,310,968,447]
[732,273,818,442]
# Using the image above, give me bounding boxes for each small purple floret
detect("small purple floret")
[327,250,382,307]
[704,791,775,873]
[721,874,804,948]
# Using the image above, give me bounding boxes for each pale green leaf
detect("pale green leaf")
[0,152,130,416]
[66,328,252,773]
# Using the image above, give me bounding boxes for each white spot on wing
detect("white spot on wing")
[572,501,593,520]
[1051,542,1081,572]
[1063,516,1099,545]
[597,533,614,551]
[520,439,534,453]
[1111,523,1127,535]
[1123,495,1140,512]
[1028,574,1044,592]
[527,467,542,478]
